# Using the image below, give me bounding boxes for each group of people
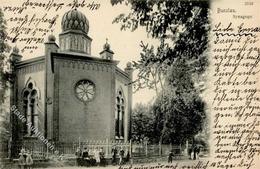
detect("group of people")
[167,144,202,162]
[189,144,201,160]
[75,146,130,166]
[111,147,130,165]
[18,148,34,169]
[75,147,105,166]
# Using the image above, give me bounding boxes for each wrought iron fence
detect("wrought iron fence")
[0,141,9,158]
[9,139,131,160]
[12,140,47,160]
[131,143,184,157]
[4,139,209,160]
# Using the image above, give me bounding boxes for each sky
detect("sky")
[1,0,159,107]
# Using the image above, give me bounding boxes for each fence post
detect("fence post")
[46,144,49,159]
[185,140,189,156]
[105,138,109,158]
[129,139,132,157]
[145,140,148,157]
[8,138,12,159]
[159,141,162,156]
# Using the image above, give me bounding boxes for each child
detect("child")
[18,148,26,169]
[26,150,33,169]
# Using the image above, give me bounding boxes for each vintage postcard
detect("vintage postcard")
[0,0,259,169]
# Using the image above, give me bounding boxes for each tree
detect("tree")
[0,8,11,144]
[153,59,206,144]
[131,103,155,143]
[0,8,11,104]
[112,0,209,92]
[111,0,209,144]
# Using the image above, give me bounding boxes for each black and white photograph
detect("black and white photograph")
[0,0,259,169]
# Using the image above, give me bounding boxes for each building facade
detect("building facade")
[10,9,133,145]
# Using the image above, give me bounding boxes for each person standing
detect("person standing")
[18,148,26,169]
[119,147,124,165]
[125,150,130,163]
[188,147,193,160]
[99,148,105,166]
[193,145,198,160]
[94,148,100,166]
[82,147,89,166]
[75,147,82,166]
[168,150,173,163]
[111,146,117,165]
[194,145,201,160]
[25,150,33,169]
[191,144,196,160]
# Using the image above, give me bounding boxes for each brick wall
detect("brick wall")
[54,58,116,142]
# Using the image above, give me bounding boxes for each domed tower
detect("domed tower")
[59,8,92,54]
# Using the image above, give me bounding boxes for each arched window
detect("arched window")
[22,82,39,136]
[115,90,125,139]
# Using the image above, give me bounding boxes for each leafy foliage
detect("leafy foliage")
[0,8,11,143]
[132,60,207,145]
[112,0,209,92]
[0,8,11,105]
[153,59,206,144]
[111,0,210,144]
[131,103,155,143]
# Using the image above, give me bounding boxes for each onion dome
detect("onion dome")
[48,34,56,42]
[61,8,89,34]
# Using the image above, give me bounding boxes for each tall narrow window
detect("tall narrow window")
[83,39,87,52]
[30,99,35,130]
[115,90,125,139]
[75,36,78,50]
[81,37,84,51]
[22,82,39,136]
[115,97,120,139]
[66,37,69,50]
[22,91,29,135]
[30,90,38,134]
[121,99,125,139]
[60,38,65,50]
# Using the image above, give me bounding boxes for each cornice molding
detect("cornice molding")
[54,58,113,72]
[16,56,45,67]
[17,62,45,74]
[116,68,130,81]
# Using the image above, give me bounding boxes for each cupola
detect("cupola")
[100,39,114,60]
[59,8,92,54]
[10,46,22,62]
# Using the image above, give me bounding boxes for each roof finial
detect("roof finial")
[13,45,20,54]
[103,38,110,50]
